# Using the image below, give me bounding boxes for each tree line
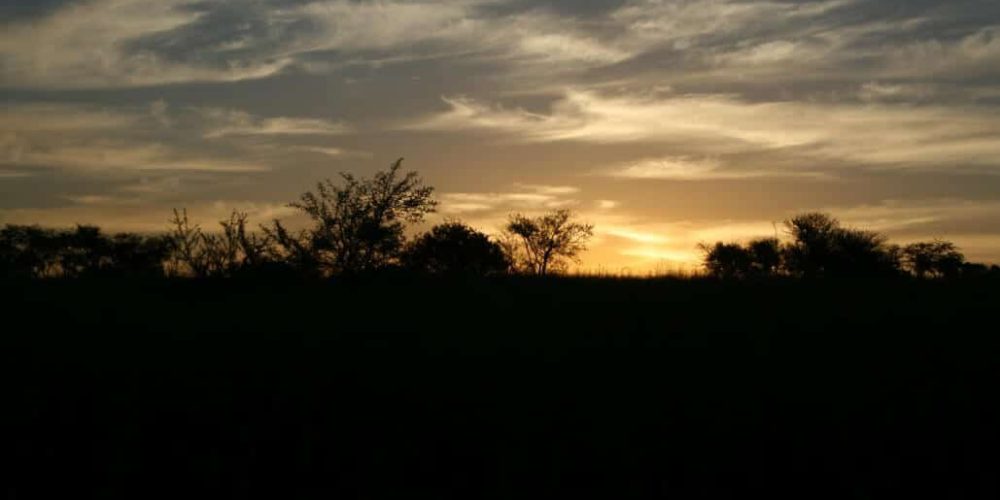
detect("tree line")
[699,213,997,280]
[1,159,593,280]
[1,159,996,281]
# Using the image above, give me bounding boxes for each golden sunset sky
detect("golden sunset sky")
[3,0,1000,272]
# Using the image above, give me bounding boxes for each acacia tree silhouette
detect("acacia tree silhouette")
[277,158,437,275]
[502,209,594,276]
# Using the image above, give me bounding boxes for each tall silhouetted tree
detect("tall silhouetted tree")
[402,221,511,276]
[903,240,965,279]
[502,209,594,276]
[283,158,436,275]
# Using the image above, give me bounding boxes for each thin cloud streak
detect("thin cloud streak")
[413,90,1000,171]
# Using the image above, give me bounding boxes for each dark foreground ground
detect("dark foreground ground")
[4,276,1000,498]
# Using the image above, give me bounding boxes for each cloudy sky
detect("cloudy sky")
[3,0,1000,272]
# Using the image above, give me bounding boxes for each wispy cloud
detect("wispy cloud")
[2,102,363,176]
[413,90,1000,171]
[201,109,353,138]
[8,144,269,173]
[439,183,581,215]
[604,156,823,181]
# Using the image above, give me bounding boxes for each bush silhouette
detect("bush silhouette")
[1,224,169,279]
[167,209,273,278]
[402,222,511,276]
[276,158,436,275]
[501,209,594,276]
[783,212,901,278]
[747,237,782,276]
[700,237,784,279]
[699,242,753,279]
[903,240,965,279]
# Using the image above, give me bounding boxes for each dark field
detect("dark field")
[6,276,1000,498]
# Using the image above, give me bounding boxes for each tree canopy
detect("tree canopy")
[502,209,594,276]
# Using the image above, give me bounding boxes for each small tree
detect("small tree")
[167,209,273,277]
[502,209,594,275]
[699,238,783,279]
[783,212,840,278]
[747,237,782,276]
[402,221,510,276]
[0,225,62,278]
[699,242,752,279]
[287,158,436,275]
[105,233,170,277]
[903,240,965,279]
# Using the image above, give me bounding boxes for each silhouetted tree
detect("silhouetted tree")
[0,225,60,278]
[699,242,753,279]
[402,221,511,276]
[1,224,169,278]
[104,233,170,277]
[167,209,273,278]
[828,228,901,277]
[57,225,109,277]
[502,209,594,275]
[783,212,840,278]
[700,237,783,279]
[748,237,783,276]
[261,220,323,277]
[783,212,901,278]
[902,240,965,279]
[285,158,436,275]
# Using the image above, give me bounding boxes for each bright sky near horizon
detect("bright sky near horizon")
[3,0,1000,272]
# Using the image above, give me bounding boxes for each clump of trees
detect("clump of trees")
[700,212,995,280]
[167,209,274,278]
[1,159,591,280]
[0,224,170,279]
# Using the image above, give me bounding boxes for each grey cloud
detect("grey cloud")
[123,1,319,69]
[0,0,80,22]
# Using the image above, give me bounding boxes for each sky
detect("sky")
[3,0,1000,272]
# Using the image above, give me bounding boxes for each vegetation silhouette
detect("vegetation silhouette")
[3,162,997,282]
[501,209,595,276]
[5,159,1000,499]
[402,221,511,276]
[1,223,169,279]
[699,212,997,281]
[276,157,437,276]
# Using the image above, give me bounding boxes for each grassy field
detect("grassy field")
[6,276,1000,498]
